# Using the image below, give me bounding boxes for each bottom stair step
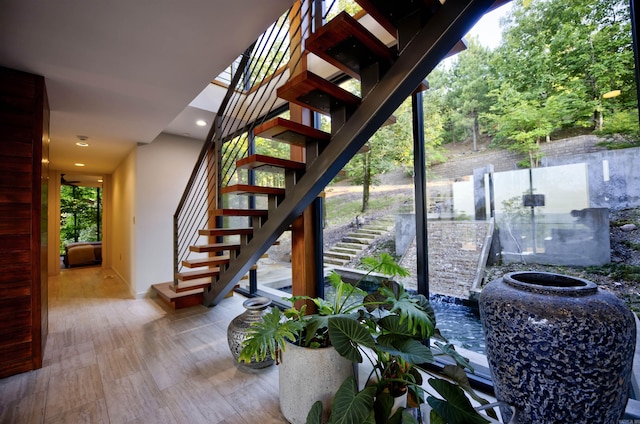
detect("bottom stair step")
[152,282,203,309]
[173,277,213,292]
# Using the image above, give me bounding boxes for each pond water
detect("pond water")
[430,296,486,354]
[318,281,487,354]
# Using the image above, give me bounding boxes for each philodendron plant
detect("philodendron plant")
[306,278,497,424]
[237,254,496,423]
[238,254,411,364]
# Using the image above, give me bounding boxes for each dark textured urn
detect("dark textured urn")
[227,296,274,369]
[479,271,636,424]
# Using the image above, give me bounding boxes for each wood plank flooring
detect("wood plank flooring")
[0,266,284,423]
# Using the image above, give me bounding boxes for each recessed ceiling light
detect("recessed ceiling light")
[97,179,103,183]
[196,120,207,127]
[74,163,85,167]
[76,142,89,147]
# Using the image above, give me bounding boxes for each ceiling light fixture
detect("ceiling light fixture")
[74,163,85,167]
[196,120,207,127]
[76,135,89,147]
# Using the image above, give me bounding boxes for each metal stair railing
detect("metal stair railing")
[173,0,338,284]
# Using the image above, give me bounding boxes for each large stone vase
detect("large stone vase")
[227,297,274,369]
[279,342,354,424]
[479,271,636,424]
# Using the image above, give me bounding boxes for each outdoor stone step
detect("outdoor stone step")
[324,251,355,260]
[335,242,365,250]
[355,228,387,236]
[324,257,350,266]
[348,231,376,238]
[331,247,361,255]
[343,236,374,244]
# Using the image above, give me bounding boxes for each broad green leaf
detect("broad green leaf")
[427,379,489,424]
[328,317,375,363]
[238,308,303,363]
[372,390,394,423]
[330,376,376,424]
[441,365,497,419]
[378,315,413,337]
[376,338,433,365]
[306,401,323,424]
[378,289,434,339]
[430,410,446,424]
[302,315,329,347]
[361,254,410,278]
[433,342,473,372]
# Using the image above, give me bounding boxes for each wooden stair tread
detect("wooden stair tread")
[172,277,214,292]
[353,0,465,68]
[210,208,268,217]
[182,254,231,268]
[177,267,221,281]
[190,242,242,253]
[236,154,305,173]
[198,228,253,236]
[354,0,443,38]
[152,282,203,302]
[254,117,331,146]
[277,70,360,115]
[222,184,286,196]
[305,11,395,81]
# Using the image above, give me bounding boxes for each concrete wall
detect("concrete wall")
[499,208,611,266]
[543,146,640,210]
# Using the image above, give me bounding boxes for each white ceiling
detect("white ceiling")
[0,0,293,176]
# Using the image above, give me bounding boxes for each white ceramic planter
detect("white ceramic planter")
[279,342,354,424]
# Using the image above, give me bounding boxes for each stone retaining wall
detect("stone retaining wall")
[399,220,491,299]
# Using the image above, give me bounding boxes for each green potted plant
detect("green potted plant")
[238,254,500,424]
[307,278,503,423]
[239,254,411,423]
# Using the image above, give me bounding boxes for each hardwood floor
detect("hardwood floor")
[0,266,284,423]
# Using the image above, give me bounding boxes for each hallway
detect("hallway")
[0,267,284,423]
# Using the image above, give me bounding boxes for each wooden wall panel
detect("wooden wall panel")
[0,66,48,378]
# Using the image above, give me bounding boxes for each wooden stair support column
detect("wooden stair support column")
[288,1,321,303]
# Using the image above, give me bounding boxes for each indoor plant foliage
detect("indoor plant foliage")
[238,254,497,424]
[238,254,411,364]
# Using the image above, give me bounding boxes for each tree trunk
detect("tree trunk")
[362,151,371,212]
[472,113,478,152]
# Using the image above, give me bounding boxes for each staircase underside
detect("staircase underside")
[198,0,502,306]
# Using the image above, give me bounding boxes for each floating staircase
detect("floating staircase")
[156,0,508,308]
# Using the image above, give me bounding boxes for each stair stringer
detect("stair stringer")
[203,0,498,306]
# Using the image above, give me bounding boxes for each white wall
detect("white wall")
[110,148,137,297]
[134,133,203,297]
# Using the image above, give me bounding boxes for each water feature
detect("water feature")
[322,282,486,354]
[275,270,487,355]
[430,295,485,354]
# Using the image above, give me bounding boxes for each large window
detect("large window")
[60,176,102,254]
